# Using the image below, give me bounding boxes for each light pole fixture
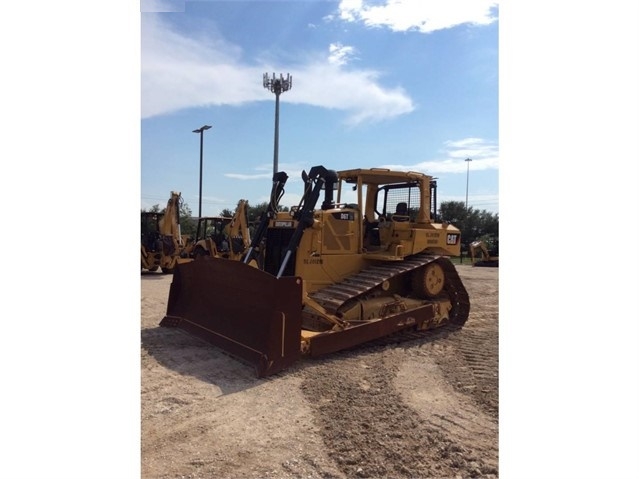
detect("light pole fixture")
[465,157,473,210]
[193,125,212,218]
[263,72,292,176]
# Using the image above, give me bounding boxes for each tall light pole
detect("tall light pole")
[192,125,212,218]
[465,157,473,210]
[263,73,292,176]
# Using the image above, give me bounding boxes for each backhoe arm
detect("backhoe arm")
[225,199,251,259]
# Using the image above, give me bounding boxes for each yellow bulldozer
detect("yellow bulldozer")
[161,166,470,376]
[141,191,191,274]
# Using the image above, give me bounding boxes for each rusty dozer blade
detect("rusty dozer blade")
[160,257,302,377]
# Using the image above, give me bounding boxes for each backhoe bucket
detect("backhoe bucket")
[160,258,303,377]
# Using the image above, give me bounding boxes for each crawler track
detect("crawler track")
[308,253,470,327]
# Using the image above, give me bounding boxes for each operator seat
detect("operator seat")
[394,202,409,222]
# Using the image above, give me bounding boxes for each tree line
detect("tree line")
[142,199,498,252]
[438,201,499,252]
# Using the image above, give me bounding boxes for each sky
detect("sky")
[141,0,499,217]
[2,1,639,478]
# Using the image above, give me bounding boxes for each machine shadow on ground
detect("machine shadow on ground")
[141,326,275,395]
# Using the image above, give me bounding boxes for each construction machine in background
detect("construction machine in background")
[141,191,190,274]
[223,199,252,261]
[469,240,499,267]
[161,167,470,377]
[189,216,232,258]
[188,199,252,261]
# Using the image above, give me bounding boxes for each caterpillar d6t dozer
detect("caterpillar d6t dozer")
[161,166,470,377]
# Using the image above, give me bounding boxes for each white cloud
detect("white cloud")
[381,137,499,174]
[224,138,497,185]
[141,15,264,118]
[328,43,356,66]
[288,61,414,126]
[224,161,309,182]
[141,15,414,124]
[141,0,184,13]
[335,0,498,33]
[225,172,273,181]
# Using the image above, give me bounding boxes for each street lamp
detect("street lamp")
[263,73,292,177]
[193,125,212,218]
[465,157,472,210]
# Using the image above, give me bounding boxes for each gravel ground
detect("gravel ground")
[141,264,498,479]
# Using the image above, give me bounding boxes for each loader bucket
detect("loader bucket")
[160,257,303,377]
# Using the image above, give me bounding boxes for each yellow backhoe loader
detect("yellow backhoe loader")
[469,240,499,267]
[161,167,470,376]
[141,191,190,273]
[188,199,251,261]
[189,216,232,258]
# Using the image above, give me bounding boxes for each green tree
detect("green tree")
[439,201,467,225]
[141,200,196,236]
[141,204,161,213]
[240,202,290,225]
[178,201,196,236]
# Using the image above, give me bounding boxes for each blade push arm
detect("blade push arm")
[243,171,288,264]
[276,166,337,278]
